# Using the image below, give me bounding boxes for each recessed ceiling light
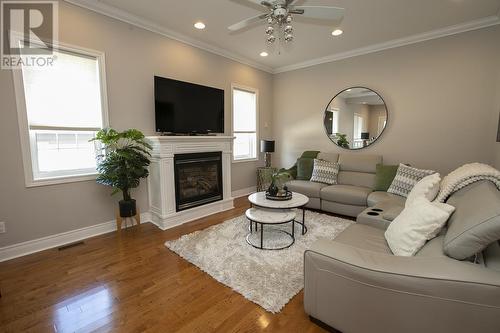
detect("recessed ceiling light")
[332,29,343,36]
[260,51,268,57]
[194,22,206,30]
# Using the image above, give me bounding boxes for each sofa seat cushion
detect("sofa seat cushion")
[321,185,372,206]
[367,191,405,207]
[334,223,392,254]
[286,180,328,198]
[415,236,448,258]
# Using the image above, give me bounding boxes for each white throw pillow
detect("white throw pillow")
[385,196,455,256]
[405,173,441,208]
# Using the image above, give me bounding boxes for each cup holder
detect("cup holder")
[367,212,380,216]
[371,208,383,212]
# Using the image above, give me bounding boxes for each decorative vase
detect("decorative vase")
[267,182,279,196]
[119,199,137,217]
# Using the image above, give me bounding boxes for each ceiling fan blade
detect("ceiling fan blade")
[292,6,345,21]
[244,0,273,7]
[228,13,268,32]
[286,0,298,5]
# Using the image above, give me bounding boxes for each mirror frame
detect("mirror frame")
[323,86,389,150]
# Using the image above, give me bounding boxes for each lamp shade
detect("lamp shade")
[361,132,370,140]
[260,140,275,153]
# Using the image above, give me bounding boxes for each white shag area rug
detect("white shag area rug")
[165,210,354,313]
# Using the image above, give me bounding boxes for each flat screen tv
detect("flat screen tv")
[154,76,224,134]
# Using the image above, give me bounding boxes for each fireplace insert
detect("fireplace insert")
[174,152,223,211]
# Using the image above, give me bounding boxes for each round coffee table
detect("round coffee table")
[245,208,296,250]
[248,192,309,235]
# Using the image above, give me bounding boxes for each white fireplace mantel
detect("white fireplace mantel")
[146,136,234,230]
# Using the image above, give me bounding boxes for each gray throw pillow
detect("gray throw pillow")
[310,159,340,185]
[443,180,500,260]
[387,163,435,197]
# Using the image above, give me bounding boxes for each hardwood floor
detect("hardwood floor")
[0,197,328,333]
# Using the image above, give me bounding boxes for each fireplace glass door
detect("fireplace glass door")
[174,152,223,211]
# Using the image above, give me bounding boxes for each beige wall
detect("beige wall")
[273,25,500,174]
[0,2,272,246]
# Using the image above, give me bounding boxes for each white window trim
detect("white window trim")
[231,84,259,163]
[11,36,110,188]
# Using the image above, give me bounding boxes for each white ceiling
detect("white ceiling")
[67,0,500,73]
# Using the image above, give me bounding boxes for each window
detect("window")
[232,86,258,161]
[13,43,108,186]
[331,109,339,134]
[353,113,364,148]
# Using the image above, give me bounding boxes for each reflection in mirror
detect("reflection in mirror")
[324,87,388,150]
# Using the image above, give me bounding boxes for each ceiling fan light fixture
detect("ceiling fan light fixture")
[228,1,345,46]
[194,22,206,30]
[332,29,343,36]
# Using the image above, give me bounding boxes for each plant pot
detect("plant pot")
[267,183,279,196]
[119,199,137,218]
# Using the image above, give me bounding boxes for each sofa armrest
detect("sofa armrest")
[304,239,500,333]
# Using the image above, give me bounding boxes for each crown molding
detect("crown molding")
[63,0,274,74]
[273,15,500,73]
[64,1,499,75]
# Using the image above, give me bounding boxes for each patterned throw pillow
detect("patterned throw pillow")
[387,164,436,197]
[310,159,340,185]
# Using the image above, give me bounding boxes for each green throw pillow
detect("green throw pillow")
[374,164,399,191]
[296,158,315,180]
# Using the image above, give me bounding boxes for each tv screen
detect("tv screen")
[154,76,224,134]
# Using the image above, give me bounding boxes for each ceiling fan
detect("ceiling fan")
[228,0,345,43]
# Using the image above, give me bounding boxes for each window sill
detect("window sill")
[232,158,259,164]
[26,173,98,188]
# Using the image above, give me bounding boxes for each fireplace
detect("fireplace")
[174,152,223,211]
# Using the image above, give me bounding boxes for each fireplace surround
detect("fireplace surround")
[147,136,234,230]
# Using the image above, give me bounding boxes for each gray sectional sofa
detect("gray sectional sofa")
[286,153,393,218]
[304,180,500,332]
[284,152,500,332]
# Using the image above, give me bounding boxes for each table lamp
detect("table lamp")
[260,140,275,168]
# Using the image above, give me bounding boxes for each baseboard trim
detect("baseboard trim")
[0,212,152,263]
[231,186,256,198]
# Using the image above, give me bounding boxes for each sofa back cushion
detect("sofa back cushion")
[443,181,500,260]
[317,152,339,163]
[338,154,382,173]
[337,154,382,188]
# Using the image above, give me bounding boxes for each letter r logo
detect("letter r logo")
[1,1,58,56]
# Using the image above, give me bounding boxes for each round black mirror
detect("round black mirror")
[324,87,388,150]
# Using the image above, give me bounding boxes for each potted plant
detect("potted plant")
[91,128,152,218]
[268,171,292,196]
[335,133,350,149]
